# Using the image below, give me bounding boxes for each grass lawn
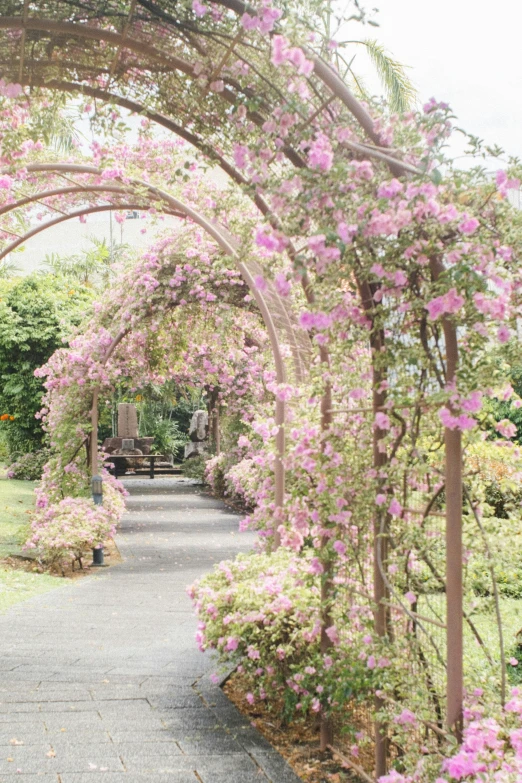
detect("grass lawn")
[0,476,63,611]
[0,475,35,559]
[418,592,522,694]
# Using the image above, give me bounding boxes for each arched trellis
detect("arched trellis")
[0,161,312,541]
[0,2,466,770]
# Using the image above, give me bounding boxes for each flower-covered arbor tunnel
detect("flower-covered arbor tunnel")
[0,155,311,516]
[2,0,522,780]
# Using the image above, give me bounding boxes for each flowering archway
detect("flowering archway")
[1,2,522,777]
[0,156,313,537]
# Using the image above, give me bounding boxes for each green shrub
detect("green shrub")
[182,454,207,481]
[7,449,51,481]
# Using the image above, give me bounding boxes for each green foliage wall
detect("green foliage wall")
[0,274,93,456]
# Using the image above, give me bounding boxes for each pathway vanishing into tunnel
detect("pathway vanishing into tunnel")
[0,478,301,783]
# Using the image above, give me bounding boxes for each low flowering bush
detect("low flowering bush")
[204,454,226,495]
[189,549,375,723]
[100,479,127,524]
[378,689,522,782]
[224,457,259,509]
[26,460,127,568]
[25,496,116,569]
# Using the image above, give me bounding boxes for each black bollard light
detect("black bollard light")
[92,474,103,506]
[92,546,105,566]
[91,475,106,566]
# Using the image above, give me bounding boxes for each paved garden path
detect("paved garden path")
[0,478,301,783]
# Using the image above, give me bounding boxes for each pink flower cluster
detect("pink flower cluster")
[271,35,314,76]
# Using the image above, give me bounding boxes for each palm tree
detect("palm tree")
[309,1,417,113]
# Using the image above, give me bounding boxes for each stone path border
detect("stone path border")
[0,478,302,782]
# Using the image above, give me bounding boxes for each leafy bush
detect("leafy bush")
[0,274,93,457]
[189,550,374,723]
[205,454,226,496]
[25,497,115,568]
[182,454,207,481]
[224,457,258,509]
[25,479,125,569]
[6,449,50,481]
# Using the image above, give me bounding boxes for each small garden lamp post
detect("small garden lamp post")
[91,475,105,566]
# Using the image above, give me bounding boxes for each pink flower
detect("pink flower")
[325,625,340,645]
[497,325,511,343]
[308,557,324,575]
[255,226,286,253]
[375,494,387,506]
[377,179,403,199]
[0,80,22,98]
[496,419,517,439]
[439,407,476,431]
[192,0,208,16]
[225,636,239,652]
[254,275,268,292]
[458,215,480,235]
[388,499,402,517]
[395,708,417,725]
[375,412,391,430]
[337,222,357,243]
[426,288,465,320]
[367,655,376,670]
[0,175,13,190]
[405,591,416,604]
[274,273,291,297]
[307,132,334,172]
[246,692,255,705]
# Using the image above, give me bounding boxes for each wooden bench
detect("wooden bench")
[107,454,167,479]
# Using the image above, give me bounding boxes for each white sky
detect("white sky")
[353,0,522,162]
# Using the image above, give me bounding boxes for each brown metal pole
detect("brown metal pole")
[357,278,389,778]
[373,371,389,777]
[213,406,221,456]
[91,388,99,477]
[429,259,463,736]
[319,347,334,751]
[445,425,463,735]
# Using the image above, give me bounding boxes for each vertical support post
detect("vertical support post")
[319,363,334,752]
[212,405,221,455]
[442,322,463,736]
[273,397,285,549]
[357,277,389,777]
[91,388,99,477]
[429,257,463,736]
[445,426,463,735]
[373,375,389,778]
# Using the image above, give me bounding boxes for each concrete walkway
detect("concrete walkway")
[0,478,301,783]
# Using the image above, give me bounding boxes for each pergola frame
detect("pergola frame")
[0,1,465,771]
[0,161,315,536]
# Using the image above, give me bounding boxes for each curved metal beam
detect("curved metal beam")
[0,162,289,517]
[0,184,140,217]
[0,203,182,259]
